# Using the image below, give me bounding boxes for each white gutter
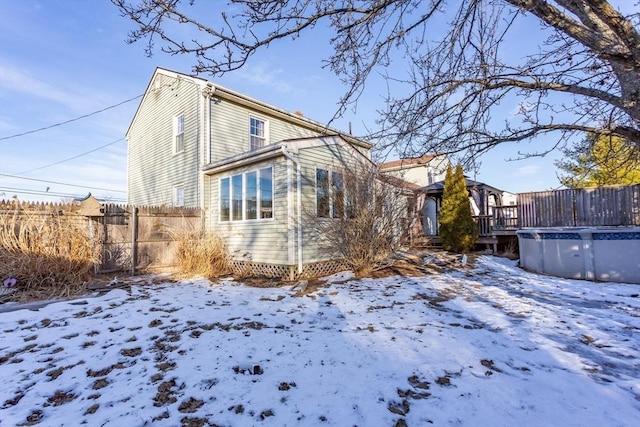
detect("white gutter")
[281,145,303,275]
[202,143,283,174]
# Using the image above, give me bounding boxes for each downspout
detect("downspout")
[199,83,214,227]
[281,145,303,275]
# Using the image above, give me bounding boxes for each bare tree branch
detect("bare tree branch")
[111,0,640,161]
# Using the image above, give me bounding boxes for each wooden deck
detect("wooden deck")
[411,184,640,253]
[412,206,518,252]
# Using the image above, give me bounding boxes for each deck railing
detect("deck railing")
[473,205,519,237]
[474,215,492,236]
[493,205,519,230]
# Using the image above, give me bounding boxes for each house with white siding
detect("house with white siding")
[126,68,375,279]
[378,155,450,188]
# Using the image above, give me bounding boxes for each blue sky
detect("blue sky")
[1,0,611,203]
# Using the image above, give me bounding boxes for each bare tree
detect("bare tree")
[111,0,639,160]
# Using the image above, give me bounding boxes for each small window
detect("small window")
[250,117,266,150]
[173,185,184,207]
[332,171,344,218]
[317,168,346,218]
[174,114,185,154]
[232,175,243,221]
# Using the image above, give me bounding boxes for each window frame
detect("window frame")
[173,113,185,155]
[316,167,346,219]
[249,116,268,151]
[219,166,274,222]
[173,184,185,207]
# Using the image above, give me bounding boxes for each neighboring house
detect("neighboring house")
[379,154,452,238]
[378,155,451,188]
[412,178,519,253]
[126,68,375,279]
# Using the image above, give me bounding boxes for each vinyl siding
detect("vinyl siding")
[128,73,201,206]
[296,141,370,264]
[127,69,376,268]
[206,157,291,265]
[382,157,450,187]
[209,99,320,163]
[204,139,370,266]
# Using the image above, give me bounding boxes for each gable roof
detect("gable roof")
[377,174,422,191]
[378,154,438,171]
[127,67,373,150]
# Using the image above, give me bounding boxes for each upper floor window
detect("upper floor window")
[174,114,185,154]
[220,167,273,222]
[250,117,267,150]
[173,184,184,207]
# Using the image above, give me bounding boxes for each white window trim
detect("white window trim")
[249,116,269,151]
[315,167,346,219]
[219,166,274,223]
[173,184,185,207]
[173,113,185,155]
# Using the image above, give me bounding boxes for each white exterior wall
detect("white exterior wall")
[382,156,450,187]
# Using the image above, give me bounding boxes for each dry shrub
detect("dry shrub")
[170,228,230,278]
[0,209,100,301]
[501,237,519,260]
[308,164,408,277]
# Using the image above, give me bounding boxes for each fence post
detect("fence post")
[131,206,138,276]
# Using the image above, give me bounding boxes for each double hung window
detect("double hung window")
[250,117,267,150]
[173,185,184,207]
[174,114,185,154]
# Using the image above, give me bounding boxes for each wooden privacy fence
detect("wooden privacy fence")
[517,184,640,227]
[101,204,202,274]
[0,200,202,274]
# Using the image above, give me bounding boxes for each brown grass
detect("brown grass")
[169,228,230,279]
[0,209,100,302]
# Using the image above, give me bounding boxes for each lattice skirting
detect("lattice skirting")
[229,259,350,280]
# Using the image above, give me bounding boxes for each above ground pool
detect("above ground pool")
[517,227,640,284]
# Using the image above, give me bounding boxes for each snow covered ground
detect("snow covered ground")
[0,255,638,427]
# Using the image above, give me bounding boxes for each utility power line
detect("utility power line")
[0,94,143,141]
[0,186,125,202]
[16,138,124,175]
[0,173,126,193]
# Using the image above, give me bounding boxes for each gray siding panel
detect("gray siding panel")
[296,142,369,264]
[206,157,291,265]
[128,73,201,207]
[209,99,320,163]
